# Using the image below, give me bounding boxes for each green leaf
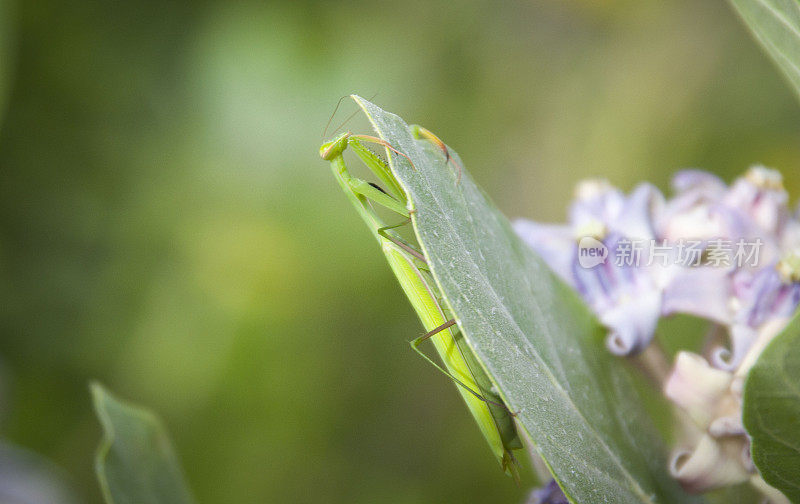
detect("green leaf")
[91,383,195,504]
[743,312,800,503]
[352,96,699,504]
[729,0,800,102]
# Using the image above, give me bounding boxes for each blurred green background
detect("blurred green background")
[0,0,799,503]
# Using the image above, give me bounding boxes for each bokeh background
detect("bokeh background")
[1,0,799,503]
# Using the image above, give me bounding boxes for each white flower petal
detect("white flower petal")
[669,435,751,493]
[664,352,732,427]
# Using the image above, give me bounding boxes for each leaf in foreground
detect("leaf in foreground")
[91,383,195,504]
[743,312,800,503]
[352,96,700,503]
[729,0,800,102]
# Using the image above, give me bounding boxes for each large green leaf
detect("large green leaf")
[91,383,195,504]
[729,0,800,101]
[743,312,800,503]
[352,96,698,503]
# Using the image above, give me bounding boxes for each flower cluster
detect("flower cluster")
[515,167,800,499]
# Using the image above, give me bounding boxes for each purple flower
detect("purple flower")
[723,167,789,238]
[527,480,569,504]
[514,180,665,355]
[516,168,800,365]
[658,167,800,370]
[516,168,800,498]
[660,265,732,325]
[573,235,663,354]
[720,261,800,371]
[655,167,800,496]
[658,170,729,243]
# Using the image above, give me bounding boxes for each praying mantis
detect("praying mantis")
[319,123,522,479]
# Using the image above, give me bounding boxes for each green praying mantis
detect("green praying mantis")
[319,122,522,479]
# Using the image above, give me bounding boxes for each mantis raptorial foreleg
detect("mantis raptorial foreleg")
[321,132,416,173]
[326,134,427,263]
[348,138,405,200]
[346,177,408,217]
[324,135,427,266]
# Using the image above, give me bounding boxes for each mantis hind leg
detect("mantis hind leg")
[411,320,517,417]
[412,320,522,483]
